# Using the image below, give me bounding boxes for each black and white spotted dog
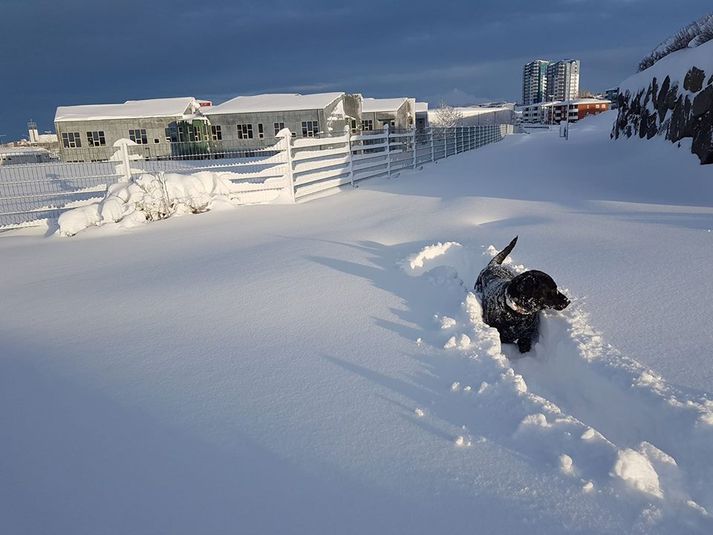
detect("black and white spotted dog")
[475,236,570,354]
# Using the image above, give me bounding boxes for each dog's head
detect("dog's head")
[506,270,570,314]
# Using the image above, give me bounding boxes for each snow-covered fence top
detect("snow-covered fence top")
[1,124,512,231]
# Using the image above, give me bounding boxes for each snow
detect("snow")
[203,92,345,115]
[613,448,663,498]
[54,97,202,122]
[621,38,713,94]
[57,171,288,236]
[1,111,712,534]
[362,97,410,113]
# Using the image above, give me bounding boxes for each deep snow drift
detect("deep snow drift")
[1,112,712,534]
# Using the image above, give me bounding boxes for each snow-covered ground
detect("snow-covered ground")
[1,111,712,534]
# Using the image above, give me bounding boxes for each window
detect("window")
[61,132,82,148]
[273,122,285,136]
[86,131,106,147]
[351,119,357,133]
[258,123,264,139]
[188,126,203,142]
[237,124,253,139]
[301,120,319,137]
[211,125,222,141]
[361,119,373,131]
[129,129,148,144]
[165,125,179,143]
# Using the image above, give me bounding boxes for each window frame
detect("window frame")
[237,123,254,139]
[129,128,148,145]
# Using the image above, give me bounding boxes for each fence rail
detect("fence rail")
[0,124,512,229]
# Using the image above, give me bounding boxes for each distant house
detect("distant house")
[0,146,55,166]
[520,98,610,124]
[54,97,206,161]
[202,92,362,148]
[415,102,429,130]
[605,88,620,109]
[360,97,416,131]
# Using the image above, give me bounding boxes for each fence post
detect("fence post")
[113,139,135,183]
[277,128,296,203]
[384,123,391,177]
[429,127,435,162]
[346,125,355,187]
[412,128,417,169]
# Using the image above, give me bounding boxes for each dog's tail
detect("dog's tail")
[490,236,518,265]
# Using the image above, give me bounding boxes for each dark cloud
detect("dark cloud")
[0,0,710,139]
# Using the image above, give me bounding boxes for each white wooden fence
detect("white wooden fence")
[0,124,512,228]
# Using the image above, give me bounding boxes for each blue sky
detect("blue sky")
[0,0,710,140]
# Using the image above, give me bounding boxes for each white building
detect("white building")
[522,60,549,105]
[202,92,362,147]
[360,97,416,131]
[0,146,55,165]
[54,97,207,161]
[546,60,580,102]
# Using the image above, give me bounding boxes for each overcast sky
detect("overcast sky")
[0,0,710,139]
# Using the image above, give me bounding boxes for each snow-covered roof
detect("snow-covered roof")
[428,106,513,118]
[0,145,51,156]
[204,93,345,115]
[55,97,202,122]
[415,102,429,113]
[362,97,411,113]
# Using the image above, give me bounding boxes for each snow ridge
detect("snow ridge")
[400,241,713,532]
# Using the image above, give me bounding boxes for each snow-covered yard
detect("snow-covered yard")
[1,112,712,534]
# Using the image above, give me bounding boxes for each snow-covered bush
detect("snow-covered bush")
[58,171,246,236]
[638,12,713,71]
[431,101,463,128]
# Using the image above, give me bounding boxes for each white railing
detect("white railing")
[0,124,512,229]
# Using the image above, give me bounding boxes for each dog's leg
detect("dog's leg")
[517,337,532,353]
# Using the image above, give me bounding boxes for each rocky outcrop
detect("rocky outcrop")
[613,66,713,164]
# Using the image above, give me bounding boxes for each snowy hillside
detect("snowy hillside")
[615,31,713,164]
[1,112,712,534]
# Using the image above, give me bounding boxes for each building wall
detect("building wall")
[0,151,54,166]
[577,102,610,120]
[361,100,414,130]
[207,94,363,148]
[55,116,188,161]
[208,109,322,148]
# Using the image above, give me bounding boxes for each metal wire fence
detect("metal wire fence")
[0,124,512,229]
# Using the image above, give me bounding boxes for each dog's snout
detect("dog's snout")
[553,293,570,310]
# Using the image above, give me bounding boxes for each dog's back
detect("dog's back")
[475,237,538,345]
[475,236,518,298]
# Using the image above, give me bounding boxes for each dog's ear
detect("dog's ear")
[508,271,540,307]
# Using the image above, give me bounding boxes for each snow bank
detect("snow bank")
[398,239,713,528]
[613,448,663,498]
[57,171,286,236]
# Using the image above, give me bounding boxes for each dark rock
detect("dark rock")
[665,83,678,110]
[691,110,713,164]
[692,85,713,117]
[657,76,670,122]
[684,67,706,92]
